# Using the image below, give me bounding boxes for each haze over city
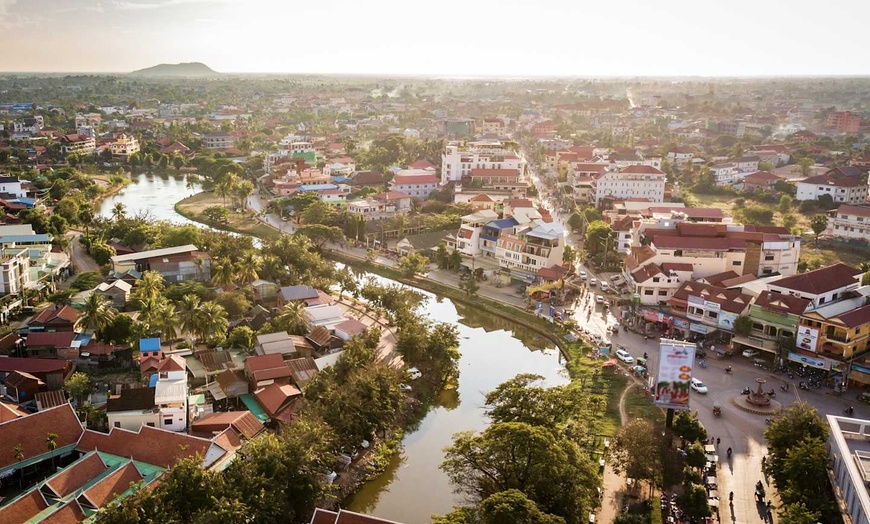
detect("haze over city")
[1,0,869,76]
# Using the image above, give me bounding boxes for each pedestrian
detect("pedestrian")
[716,437,721,446]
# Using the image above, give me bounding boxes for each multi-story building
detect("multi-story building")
[0,248,31,295]
[109,134,140,159]
[58,134,96,156]
[0,175,27,198]
[389,174,438,199]
[826,415,870,524]
[110,244,211,283]
[796,167,868,205]
[456,210,499,256]
[154,356,188,432]
[668,280,754,339]
[799,292,870,363]
[825,204,870,242]
[441,141,526,184]
[494,219,565,279]
[732,291,810,358]
[630,262,693,306]
[593,165,666,206]
[827,111,862,133]
[479,118,506,136]
[203,132,236,150]
[711,163,738,186]
[766,263,862,311]
[666,147,694,168]
[742,171,784,192]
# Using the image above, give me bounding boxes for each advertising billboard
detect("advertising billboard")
[718,311,738,331]
[796,325,820,353]
[654,339,696,410]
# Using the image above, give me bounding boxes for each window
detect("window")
[765,255,775,261]
[658,290,668,296]
[653,277,660,283]
[114,421,121,428]
[146,422,155,427]
[732,260,742,266]
[164,418,173,426]
[644,290,654,295]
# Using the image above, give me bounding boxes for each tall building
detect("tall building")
[593,165,666,206]
[827,111,862,133]
[441,140,526,185]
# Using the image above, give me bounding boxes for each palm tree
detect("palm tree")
[192,256,206,282]
[80,292,117,336]
[860,261,870,273]
[234,179,255,210]
[196,302,229,343]
[176,294,201,342]
[46,433,58,470]
[135,271,165,302]
[158,303,179,349]
[13,444,24,488]
[137,296,168,335]
[211,259,236,289]
[111,202,127,221]
[236,252,261,285]
[278,300,309,335]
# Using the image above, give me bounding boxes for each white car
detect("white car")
[615,349,634,364]
[408,367,422,380]
[596,294,605,304]
[600,281,610,292]
[579,271,587,280]
[589,278,598,287]
[691,378,708,394]
[742,349,760,358]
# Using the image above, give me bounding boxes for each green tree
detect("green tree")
[398,252,430,278]
[235,252,261,285]
[484,373,584,430]
[203,205,230,223]
[764,402,828,483]
[80,292,117,336]
[675,483,711,519]
[64,372,92,406]
[287,191,321,222]
[778,502,820,524]
[585,220,614,256]
[176,294,203,342]
[46,432,58,469]
[778,194,793,213]
[480,490,566,524]
[671,410,708,443]
[276,300,310,336]
[226,326,255,350]
[296,224,344,250]
[809,214,828,243]
[211,259,236,289]
[610,419,664,490]
[134,271,165,302]
[797,157,814,177]
[441,422,598,524]
[460,276,479,296]
[862,271,870,286]
[733,315,753,336]
[195,302,229,343]
[214,291,252,320]
[562,245,576,265]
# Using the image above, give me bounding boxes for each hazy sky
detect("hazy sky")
[1,0,868,76]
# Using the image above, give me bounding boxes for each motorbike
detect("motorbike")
[845,407,855,416]
[713,403,722,418]
[780,383,789,392]
[741,386,751,395]
[765,418,773,425]
[699,359,708,368]
[799,382,809,390]
[767,388,776,398]
[725,366,733,374]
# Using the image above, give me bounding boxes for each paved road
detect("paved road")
[66,230,99,274]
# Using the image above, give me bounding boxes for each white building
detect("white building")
[456,210,500,256]
[441,140,526,185]
[826,205,870,243]
[711,163,738,186]
[13,116,43,135]
[0,175,26,198]
[153,356,189,432]
[766,263,862,311]
[109,134,140,158]
[203,132,235,150]
[59,134,96,156]
[630,262,694,306]
[827,414,870,524]
[593,165,666,206]
[666,148,694,168]
[796,168,868,205]
[389,174,438,199]
[0,248,31,295]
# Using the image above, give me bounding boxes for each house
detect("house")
[0,356,72,390]
[742,171,784,192]
[827,111,862,133]
[666,147,695,168]
[372,191,412,211]
[710,163,738,186]
[251,279,279,301]
[23,330,78,359]
[108,134,140,158]
[138,337,163,360]
[389,174,438,199]
[27,306,81,331]
[254,331,305,359]
[304,305,346,330]
[796,168,868,205]
[311,508,408,524]
[668,281,753,339]
[190,411,265,439]
[766,263,862,311]
[2,370,45,402]
[0,175,27,198]
[244,353,293,389]
[732,291,811,358]
[630,262,693,306]
[284,357,319,390]
[334,318,368,341]
[153,356,188,432]
[203,132,236,149]
[253,382,302,423]
[214,369,249,399]
[396,230,453,257]
[347,197,404,221]
[0,248,32,295]
[825,205,870,243]
[441,140,526,184]
[348,170,386,189]
[479,118,506,136]
[95,279,133,309]
[107,386,159,431]
[0,404,84,477]
[276,285,328,309]
[110,244,211,283]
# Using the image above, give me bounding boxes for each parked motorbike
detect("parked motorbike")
[741,386,751,395]
[767,389,776,398]
[799,382,809,390]
[699,359,708,368]
[765,418,773,425]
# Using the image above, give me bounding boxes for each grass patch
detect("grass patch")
[624,383,664,423]
[175,192,282,241]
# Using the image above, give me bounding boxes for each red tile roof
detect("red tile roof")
[40,500,87,524]
[409,160,436,170]
[190,411,265,440]
[670,282,752,314]
[27,305,80,326]
[76,426,221,469]
[0,400,27,422]
[0,404,83,471]
[78,461,142,509]
[835,204,870,218]
[0,490,49,523]
[769,263,861,295]
[372,191,411,201]
[43,452,108,499]
[754,291,811,315]
[619,165,665,175]
[0,356,69,375]
[25,331,75,349]
[651,235,742,251]
[253,383,301,417]
[156,355,185,373]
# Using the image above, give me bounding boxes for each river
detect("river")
[99,175,569,524]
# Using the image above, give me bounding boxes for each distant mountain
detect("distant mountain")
[129,62,218,77]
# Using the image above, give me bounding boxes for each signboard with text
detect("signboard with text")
[718,311,738,331]
[796,325,820,353]
[654,339,696,411]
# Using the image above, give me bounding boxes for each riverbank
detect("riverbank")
[174,191,282,240]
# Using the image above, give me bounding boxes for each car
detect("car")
[589,278,598,287]
[691,378,708,394]
[579,271,587,280]
[742,349,760,358]
[400,383,412,392]
[600,281,610,292]
[615,349,634,364]
[408,367,422,380]
[596,294,605,304]
[610,274,623,283]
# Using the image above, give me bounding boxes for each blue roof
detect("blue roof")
[139,338,161,351]
[75,333,93,345]
[331,176,351,184]
[388,166,403,173]
[15,197,36,206]
[486,218,518,230]
[149,374,158,387]
[299,184,337,191]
